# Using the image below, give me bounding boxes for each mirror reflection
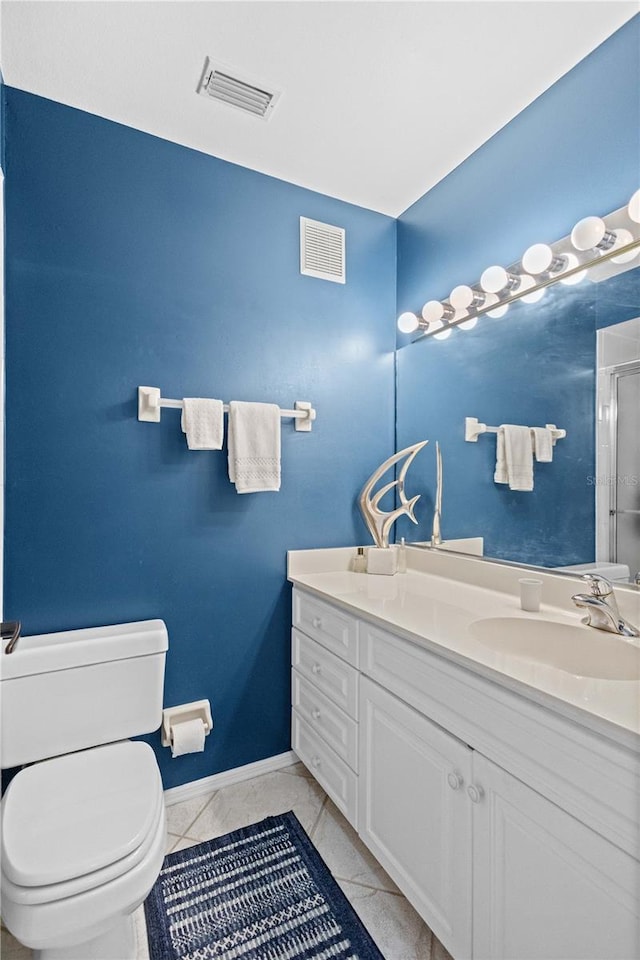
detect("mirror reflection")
[396,265,640,586]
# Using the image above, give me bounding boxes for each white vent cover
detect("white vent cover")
[197,58,280,120]
[300,217,346,284]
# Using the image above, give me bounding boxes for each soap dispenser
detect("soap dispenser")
[352,547,367,573]
[397,537,407,574]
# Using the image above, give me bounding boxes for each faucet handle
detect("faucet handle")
[580,573,614,598]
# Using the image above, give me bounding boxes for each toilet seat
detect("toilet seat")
[1,740,164,902]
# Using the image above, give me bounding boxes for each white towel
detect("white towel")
[181,398,224,450]
[227,401,281,493]
[494,425,534,491]
[531,427,553,463]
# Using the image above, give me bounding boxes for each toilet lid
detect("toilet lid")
[1,740,163,887]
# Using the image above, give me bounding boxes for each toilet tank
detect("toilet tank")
[556,561,631,583]
[0,620,168,768]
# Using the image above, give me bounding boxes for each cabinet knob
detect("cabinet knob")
[447,771,464,791]
[311,756,321,769]
[312,617,323,629]
[312,708,322,721]
[467,783,484,804]
[312,663,322,675]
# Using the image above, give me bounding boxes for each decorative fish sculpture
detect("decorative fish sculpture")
[358,441,429,548]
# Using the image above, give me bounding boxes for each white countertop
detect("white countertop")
[288,556,640,748]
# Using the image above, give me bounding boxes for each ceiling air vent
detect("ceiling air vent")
[196,58,280,120]
[300,217,346,284]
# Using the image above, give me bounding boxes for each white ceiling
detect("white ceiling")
[1,1,636,216]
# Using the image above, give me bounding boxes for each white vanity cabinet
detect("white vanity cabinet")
[359,676,473,959]
[291,586,640,960]
[291,591,359,827]
[471,752,640,960]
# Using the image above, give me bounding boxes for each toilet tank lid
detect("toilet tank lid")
[0,619,168,680]
[556,562,630,581]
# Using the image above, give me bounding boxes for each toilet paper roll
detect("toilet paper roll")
[170,718,206,758]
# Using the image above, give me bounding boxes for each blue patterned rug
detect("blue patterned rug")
[144,811,384,960]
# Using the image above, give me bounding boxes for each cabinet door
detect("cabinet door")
[472,752,640,960]
[359,676,473,959]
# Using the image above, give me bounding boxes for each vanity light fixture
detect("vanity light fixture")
[558,252,588,285]
[457,316,478,331]
[521,243,566,276]
[450,285,486,311]
[450,286,483,330]
[571,216,617,253]
[422,300,455,324]
[480,265,521,295]
[519,275,546,304]
[609,228,639,264]
[397,311,421,334]
[432,321,453,340]
[399,190,640,341]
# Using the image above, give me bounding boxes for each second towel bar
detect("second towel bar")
[464,417,566,444]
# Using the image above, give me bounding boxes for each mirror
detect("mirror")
[395,264,640,587]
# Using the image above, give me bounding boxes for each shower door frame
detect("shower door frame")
[606,358,640,566]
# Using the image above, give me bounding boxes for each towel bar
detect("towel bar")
[464,417,566,444]
[138,387,316,432]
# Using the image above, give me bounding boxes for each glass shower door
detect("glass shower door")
[611,363,640,579]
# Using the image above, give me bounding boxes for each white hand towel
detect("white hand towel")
[494,428,508,485]
[181,398,224,450]
[494,425,534,491]
[531,427,554,463]
[228,401,281,493]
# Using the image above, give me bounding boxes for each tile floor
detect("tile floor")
[1,760,453,960]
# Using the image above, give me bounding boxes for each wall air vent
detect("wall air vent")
[300,217,346,284]
[196,57,281,120]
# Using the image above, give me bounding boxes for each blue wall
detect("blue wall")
[395,16,640,565]
[3,88,396,788]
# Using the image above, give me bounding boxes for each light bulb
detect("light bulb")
[450,285,485,310]
[610,228,639,265]
[422,300,455,324]
[430,319,452,340]
[571,216,615,252]
[397,311,419,334]
[521,243,566,276]
[559,252,587,285]
[521,287,546,304]
[480,265,520,294]
[487,303,509,318]
[628,189,640,224]
[517,275,546,304]
[458,317,478,331]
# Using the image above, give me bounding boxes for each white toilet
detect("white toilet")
[0,619,169,960]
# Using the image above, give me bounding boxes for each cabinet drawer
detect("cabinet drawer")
[293,629,358,718]
[292,669,358,771]
[293,711,358,828]
[293,589,358,665]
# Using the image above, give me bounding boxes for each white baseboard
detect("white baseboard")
[163,750,299,806]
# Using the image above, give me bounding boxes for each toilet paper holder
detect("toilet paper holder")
[161,700,213,748]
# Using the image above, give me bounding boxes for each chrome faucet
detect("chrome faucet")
[571,574,639,638]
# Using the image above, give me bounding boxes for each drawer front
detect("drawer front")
[293,589,358,665]
[292,669,358,771]
[360,621,640,857]
[293,711,358,828]
[292,629,358,718]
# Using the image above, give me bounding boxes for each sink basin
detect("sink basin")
[469,617,640,681]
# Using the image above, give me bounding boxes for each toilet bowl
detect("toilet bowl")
[0,620,169,960]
